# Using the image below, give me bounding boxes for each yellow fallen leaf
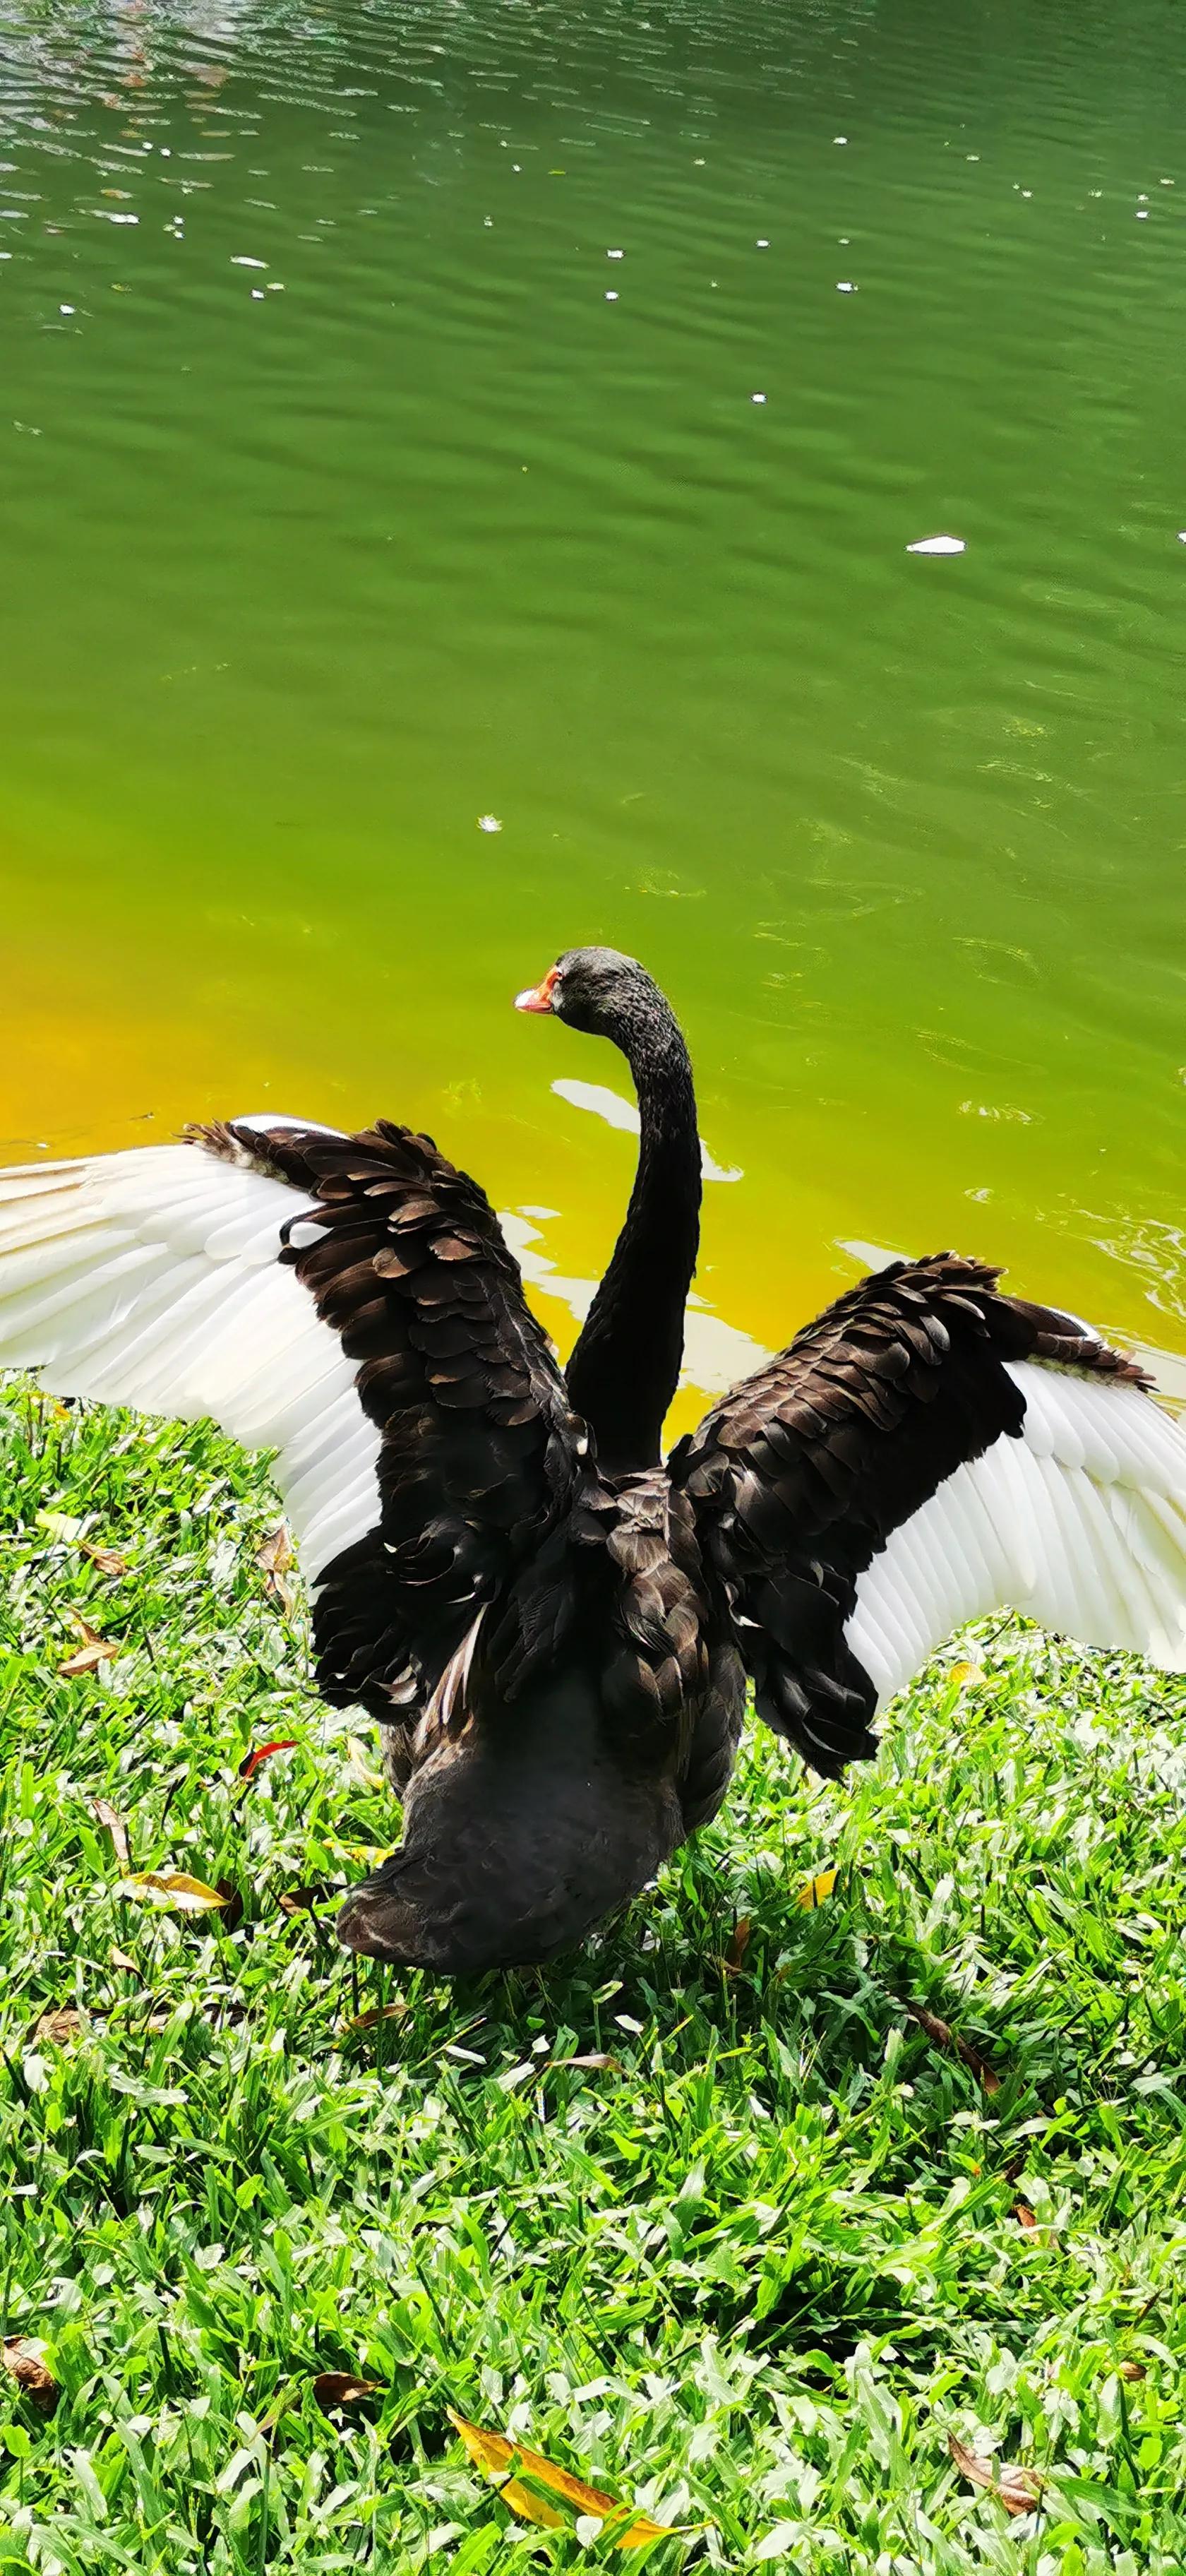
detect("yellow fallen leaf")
[117,1871,227,1913]
[950,1660,988,1687]
[796,1868,837,1910]
[346,1739,385,1793]
[449,2411,674,2549]
[323,1831,393,1868]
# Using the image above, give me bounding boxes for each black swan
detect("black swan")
[2,946,1185,1973]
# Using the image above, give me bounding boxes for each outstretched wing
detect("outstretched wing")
[672,1253,1186,1777]
[0,1118,580,1724]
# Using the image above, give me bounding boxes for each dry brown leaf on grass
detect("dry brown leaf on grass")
[449,2410,675,2549]
[723,1916,751,1974]
[1119,2359,1146,2382]
[32,2008,85,2047]
[256,1522,295,1611]
[1014,2202,1040,2233]
[2,2339,61,2418]
[948,2434,1042,2517]
[344,2000,409,2036]
[81,1541,128,1578]
[117,1871,228,1914]
[35,1510,128,1578]
[313,2372,383,2412]
[90,1797,130,1871]
[59,1642,108,1676]
[59,1615,118,1676]
[277,1883,329,1919]
[907,2002,1001,2097]
[109,1947,138,1974]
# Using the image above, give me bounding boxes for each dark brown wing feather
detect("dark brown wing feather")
[672,1253,1144,1779]
[194,1119,582,1745]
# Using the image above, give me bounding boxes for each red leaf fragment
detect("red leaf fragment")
[239,1739,297,1782]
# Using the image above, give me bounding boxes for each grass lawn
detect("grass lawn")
[1,1378,1185,2574]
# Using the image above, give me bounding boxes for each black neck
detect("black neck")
[564,1001,701,1474]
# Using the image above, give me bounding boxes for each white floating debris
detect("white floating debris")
[231,256,266,268]
[1137,209,1148,219]
[1178,532,1186,543]
[59,303,73,315]
[756,237,769,247]
[477,814,502,833]
[607,247,623,258]
[606,290,618,300]
[837,280,856,292]
[834,135,848,144]
[907,534,966,555]
[751,391,766,402]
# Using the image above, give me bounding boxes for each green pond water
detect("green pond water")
[3,0,1186,1429]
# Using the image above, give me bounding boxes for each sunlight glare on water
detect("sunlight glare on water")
[2,0,1186,1429]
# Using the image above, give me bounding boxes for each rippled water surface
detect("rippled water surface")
[3,0,1186,1420]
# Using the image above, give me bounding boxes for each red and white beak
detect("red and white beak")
[514,963,561,1015]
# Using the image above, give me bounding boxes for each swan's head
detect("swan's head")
[335,1688,683,1975]
[515,947,668,1048]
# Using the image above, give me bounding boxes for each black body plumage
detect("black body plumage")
[189,946,1147,1971]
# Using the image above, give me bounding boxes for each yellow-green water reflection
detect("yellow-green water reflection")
[3,0,1186,1433]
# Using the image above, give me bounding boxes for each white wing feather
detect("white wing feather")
[846,1359,1186,1708]
[0,1139,381,1585]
